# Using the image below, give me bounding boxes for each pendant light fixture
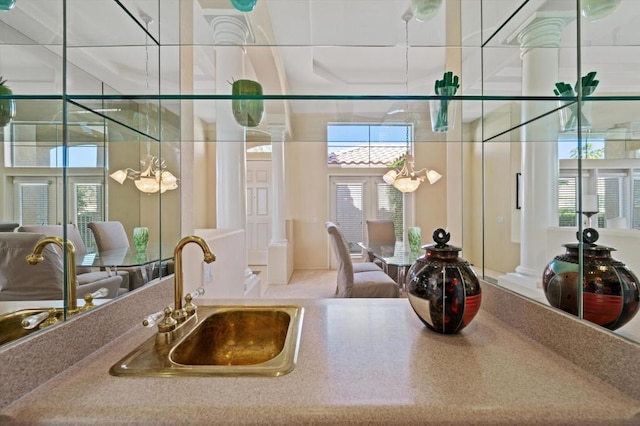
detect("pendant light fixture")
[382,9,441,193]
[411,0,442,22]
[109,12,178,194]
[0,0,16,11]
[230,0,257,12]
[580,0,621,22]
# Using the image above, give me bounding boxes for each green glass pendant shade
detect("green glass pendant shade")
[230,0,256,12]
[581,0,621,22]
[232,79,264,128]
[0,0,16,11]
[411,0,442,22]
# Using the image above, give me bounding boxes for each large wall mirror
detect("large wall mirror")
[0,0,180,346]
[464,0,640,346]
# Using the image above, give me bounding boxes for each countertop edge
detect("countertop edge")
[0,275,639,415]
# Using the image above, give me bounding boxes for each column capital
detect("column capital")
[507,11,574,58]
[268,124,287,141]
[211,15,252,45]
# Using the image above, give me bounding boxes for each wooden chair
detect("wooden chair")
[325,222,399,298]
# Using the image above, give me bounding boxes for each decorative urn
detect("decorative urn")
[542,228,640,330]
[406,228,482,334]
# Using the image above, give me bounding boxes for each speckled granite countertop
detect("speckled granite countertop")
[1,298,638,425]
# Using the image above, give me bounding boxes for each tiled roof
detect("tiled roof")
[328,146,406,166]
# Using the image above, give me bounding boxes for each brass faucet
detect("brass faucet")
[26,237,79,313]
[172,235,215,322]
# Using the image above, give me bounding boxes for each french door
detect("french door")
[329,176,406,268]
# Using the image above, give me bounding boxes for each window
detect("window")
[5,121,104,168]
[558,165,639,230]
[327,123,411,168]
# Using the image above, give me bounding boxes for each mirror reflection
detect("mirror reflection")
[1,0,639,351]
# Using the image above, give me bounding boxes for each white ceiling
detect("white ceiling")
[1,0,639,127]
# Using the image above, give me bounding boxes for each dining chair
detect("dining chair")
[325,222,399,298]
[87,221,150,290]
[365,219,397,274]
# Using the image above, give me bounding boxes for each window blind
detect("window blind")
[558,177,577,226]
[19,183,50,225]
[75,183,103,252]
[335,183,364,254]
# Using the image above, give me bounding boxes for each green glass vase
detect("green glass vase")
[232,79,264,128]
[408,227,422,253]
[133,227,149,253]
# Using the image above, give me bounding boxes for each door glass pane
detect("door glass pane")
[335,183,364,254]
[376,182,403,241]
[599,177,621,228]
[75,182,103,253]
[17,183,50,225]
[633,177,640,230]
[558,177,577,227]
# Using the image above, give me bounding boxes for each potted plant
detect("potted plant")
[0,76,15,127]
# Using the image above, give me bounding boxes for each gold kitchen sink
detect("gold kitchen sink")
[0,308,63,345]
[110,305,304,377]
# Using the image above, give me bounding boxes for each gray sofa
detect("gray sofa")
[0,232,123,301]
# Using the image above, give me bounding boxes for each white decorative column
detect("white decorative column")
[499,12,573,291]
[211,15,258,294]
[267,124,292,285]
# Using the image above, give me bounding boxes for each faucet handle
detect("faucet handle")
[184,287,205,317]
[79,287,109,312]
[187,287,205,300]
[142,310,165,328]
[158,306,178,332]
[21,311,50,330]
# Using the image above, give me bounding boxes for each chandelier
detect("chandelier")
[110,152,178,194]
[383,154,441,193]
[382,9,441,194]
[109,11,178,195]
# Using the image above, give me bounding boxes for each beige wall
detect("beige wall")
[284,112,448,270]
[465,104,521,276]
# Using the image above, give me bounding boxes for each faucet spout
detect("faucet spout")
[173,236,215,321]
[26,236,78,312]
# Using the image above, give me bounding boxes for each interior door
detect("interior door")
[246,160,272,265]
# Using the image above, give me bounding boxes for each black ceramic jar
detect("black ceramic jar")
[542,228,640,330]
[406,229,482,334]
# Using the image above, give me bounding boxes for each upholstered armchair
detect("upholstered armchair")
[17,224,129,293]
[0,232,123,301]
[325,222,399,298]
